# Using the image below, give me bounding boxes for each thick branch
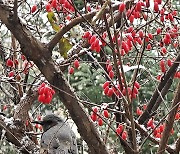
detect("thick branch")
[157,82,180,154]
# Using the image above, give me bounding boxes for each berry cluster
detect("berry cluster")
[31,0,74,15]
[147,118,174,139]
[38,83,55,104]
[103,79,140,99]
[82,31,101,53]
[45,0,74,12]
[68,59,80,74]
[158,59,180,79]
[116,124,127,140]
[90,106,110,126]
[136,104,147,116]
[6,56,30,80]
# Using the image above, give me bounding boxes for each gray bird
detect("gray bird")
[33,114,78,154]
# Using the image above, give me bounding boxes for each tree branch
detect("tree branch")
[157,82,180,154]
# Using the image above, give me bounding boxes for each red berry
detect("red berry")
[160,8,165,15]
[51,0,58,8]
[69,67,74,74]
[122,131,127,140]
[95,44,101,53]
[168,13,174,21]
[107,64,112,72]
[167,59,172,67]
[136,1,142,12]
[119,3,125,12]
[94,39,100,47]
[116,128,121,135]
[165,33,171,40]
[118,124,124,132]
[45,3,51,12]
[83,31,92,39]
[98,118,103,126]
[147,118,153,127]
[156,28,161,35]
[31,5,37,13]
[8,71,14,77]
[155,133,161,138]
[92,106,99,113]
[109,70,114,79]
[172,10,177,16]
[89,35,96,44]
[147,44,152,50]
[160,60,166,72]
[6,59,14,67]
[160,15,164,22]
[129,15,134,23]
[74,60,80,69]
[175,113,180,120]
[104,86,109,95]
[43,86,50,95]
[154,2,159,12]
[38,94,46,102]
[103,81,110,89]
[107,88,114,97]
[159,124,164,133]
[38,87,44,95]
[146,0,150,7]
[134,81,140,89]
[127,26,134,33]
[157,0,162,4]
[157,74,162,81]
[138,30,144,38]
[103,110,109,118]
[44,95,52,104]
[136,107,143,115]
[40,82,46,88]
[21,55,26,61]
[91,114,97,122]
[153,128,159,136]
[132,86,138,95]
[151,124,155,129]
[161,47,167,55]
[148,33,153,40]
[143,104,147,110]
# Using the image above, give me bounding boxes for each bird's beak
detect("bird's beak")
[31,121,44,125]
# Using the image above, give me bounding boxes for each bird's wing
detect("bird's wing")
[70,130,78,154]
[41,123,78,154]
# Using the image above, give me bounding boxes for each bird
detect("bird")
[32,114,78,154]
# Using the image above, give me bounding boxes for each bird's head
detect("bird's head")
[32,114,64,132]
